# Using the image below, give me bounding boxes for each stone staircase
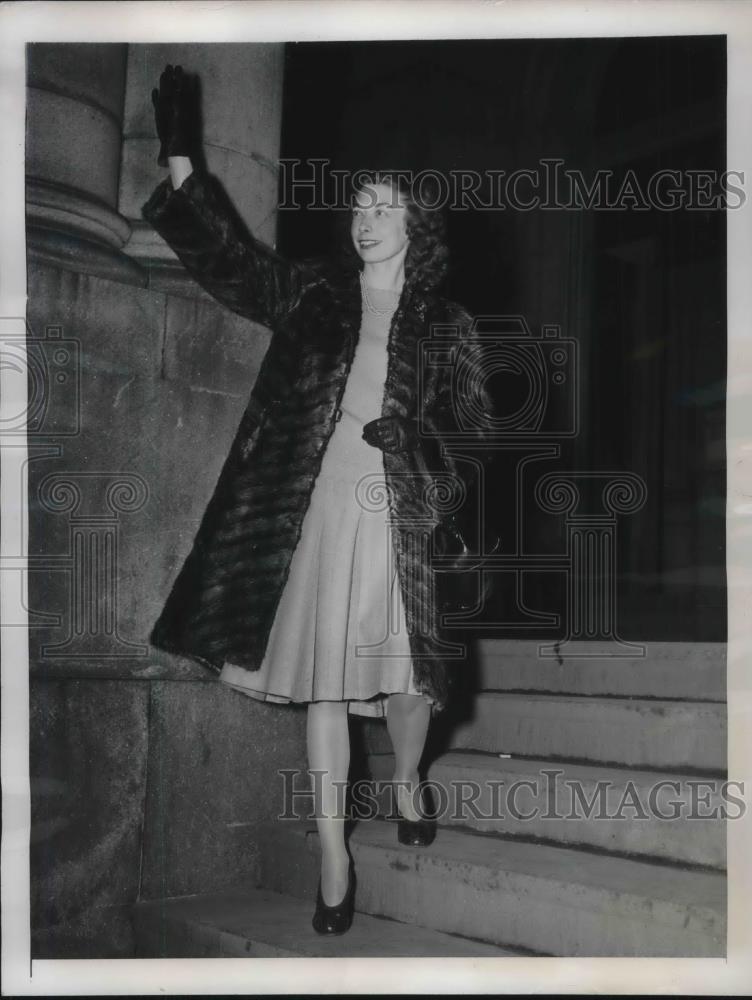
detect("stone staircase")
[132,640,727,958]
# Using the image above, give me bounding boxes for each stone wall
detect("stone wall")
[26,42,309,958]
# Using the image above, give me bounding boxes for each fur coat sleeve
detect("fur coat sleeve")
[142,170,318,449]
[142,170,310,326]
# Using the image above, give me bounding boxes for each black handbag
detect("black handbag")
[412,443,499,615]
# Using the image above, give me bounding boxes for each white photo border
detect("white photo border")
[2,0,750,994]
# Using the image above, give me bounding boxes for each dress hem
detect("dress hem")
[219,669,436,718]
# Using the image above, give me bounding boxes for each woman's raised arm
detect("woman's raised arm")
[143,65,309,329]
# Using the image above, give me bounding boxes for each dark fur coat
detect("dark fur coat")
[143,170,494,711]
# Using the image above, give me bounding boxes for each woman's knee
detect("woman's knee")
[308,699,349,722]
[388,692,429,718]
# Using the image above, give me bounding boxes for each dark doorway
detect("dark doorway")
[278,36,726,642]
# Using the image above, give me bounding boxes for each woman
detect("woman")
[144,65,494,936]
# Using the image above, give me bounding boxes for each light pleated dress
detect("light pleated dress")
[220,284,433,718]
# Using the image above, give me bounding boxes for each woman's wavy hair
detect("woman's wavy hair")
[337,170,450,295]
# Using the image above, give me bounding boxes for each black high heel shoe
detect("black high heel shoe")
[396,781,437,847]
[312,856,356,935]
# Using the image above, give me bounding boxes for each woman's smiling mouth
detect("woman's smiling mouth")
[359,239,381,248]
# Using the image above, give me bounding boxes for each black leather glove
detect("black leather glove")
[362,416,421,454]
[151,64,201,167]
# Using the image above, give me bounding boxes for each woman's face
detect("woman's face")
[350,181,409,265]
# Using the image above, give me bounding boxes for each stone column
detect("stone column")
[26,43,141,283]
[26,43,306,959]
[119,43,284,275]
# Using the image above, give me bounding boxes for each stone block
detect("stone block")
[30,678,150,957]
[139,681,308,900]
[27,372,249,678]
[163,292,269,395]
[202,146,280,248]
[27,261,165,379]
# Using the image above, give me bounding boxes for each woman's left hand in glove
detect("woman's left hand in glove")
[362,415,421,453]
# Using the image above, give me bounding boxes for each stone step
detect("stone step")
[360,693,726,770]
[474,640,726,701]
[132,886,517,957]
[258,820,726,957]
[363,750,727,869]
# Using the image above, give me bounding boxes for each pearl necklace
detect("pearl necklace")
[360,271,400,316]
